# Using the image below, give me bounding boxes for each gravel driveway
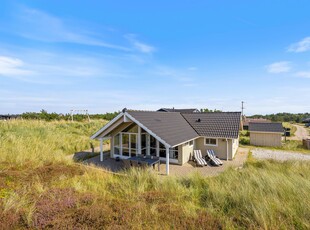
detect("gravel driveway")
[289,125,310,141]
[252,148,310,161]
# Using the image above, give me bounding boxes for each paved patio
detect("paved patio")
[83,148,249,177]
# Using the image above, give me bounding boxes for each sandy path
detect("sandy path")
[289,125,310,141]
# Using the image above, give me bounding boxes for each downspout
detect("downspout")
[100,138,103,161]
[226,138,229,161]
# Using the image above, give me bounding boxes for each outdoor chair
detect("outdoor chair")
[123,159,132,169]
[206,150,222,166]
[197,150,208,166]
[140,161,149,169]
[209,149,223,165]
[193,150,207,167]
[130,160,140,167]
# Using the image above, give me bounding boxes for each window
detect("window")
[170,147,178,159]
[189,140,193,146]
[205,138,217,146]
[113,132,137,157]
[159,142,166,158]
[114,134,120,155]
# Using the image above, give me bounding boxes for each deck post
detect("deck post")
[100,138,103,161]
[166,146,169,175]
[138,126,141,155]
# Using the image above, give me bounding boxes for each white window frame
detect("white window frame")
[204,138,218,146]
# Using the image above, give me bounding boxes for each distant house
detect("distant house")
[0,115,20,120]
[249,122,284,147]
[157,108,200,113]
[91,108,241,175]
[242,117,271,130]
[302,117,310,124]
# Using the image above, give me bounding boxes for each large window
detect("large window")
[113,124,178,160]
[114,134,120,155]
[170,147,179,159]
[205,138,217,146]
[113,125,138,157]
[122,133,130,156]
[150,135,157,156]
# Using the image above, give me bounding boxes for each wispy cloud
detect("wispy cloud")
[295,71,310,78]
[125,34,156,54]
[287,37,310,53]
[11,7,130,51]
[0,56,33,76]
[266,61,291,73]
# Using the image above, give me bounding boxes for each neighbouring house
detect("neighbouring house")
[91,108,241,175]
[242,117,271,130]
[249,122,284,147]
[157,108,200,113]
[0,115,20,120]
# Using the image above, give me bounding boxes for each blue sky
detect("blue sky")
[0,0,309,115]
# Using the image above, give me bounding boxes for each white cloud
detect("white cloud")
[125,34,155,54]
[0,56,33,76]
[266,61,291,73]
[287,37,310,53]
[295,71,310,78]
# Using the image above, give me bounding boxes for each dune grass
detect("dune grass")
[1,120,310,229]
[0,119,105,167]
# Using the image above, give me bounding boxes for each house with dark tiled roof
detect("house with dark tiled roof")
[242,117,271,130]
[157,108,200,113]
[91,108,241,175]
[249,122,284,147]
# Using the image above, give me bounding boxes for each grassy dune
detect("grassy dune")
[1,120,310,229]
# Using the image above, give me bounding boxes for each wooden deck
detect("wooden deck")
[83,148,249,177]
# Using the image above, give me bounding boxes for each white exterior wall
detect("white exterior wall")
[179,142,194,165]
[195,137,236,160]
[232,137,239,158]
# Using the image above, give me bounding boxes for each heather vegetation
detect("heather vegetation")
[1,120,310,229]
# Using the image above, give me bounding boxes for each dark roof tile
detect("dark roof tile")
[127,110,199,146]
[249,122,283,133]
[182,112,241,139]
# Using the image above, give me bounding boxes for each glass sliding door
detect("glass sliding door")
[159,142,166,158]
[141,133,147,155]
[130,134,137,157]
[114,132,138,157]
[122,133,130,156]
[114,134,120,155]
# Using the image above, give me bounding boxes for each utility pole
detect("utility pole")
[241,101,245,118]
[241,101,245,131]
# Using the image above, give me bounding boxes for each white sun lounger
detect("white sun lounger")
[209,149,223,165]
[194,150,208,166]
[206,150,222,166]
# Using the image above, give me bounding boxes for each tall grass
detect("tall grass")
[1,120,310,229]
[0,120,105,167]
